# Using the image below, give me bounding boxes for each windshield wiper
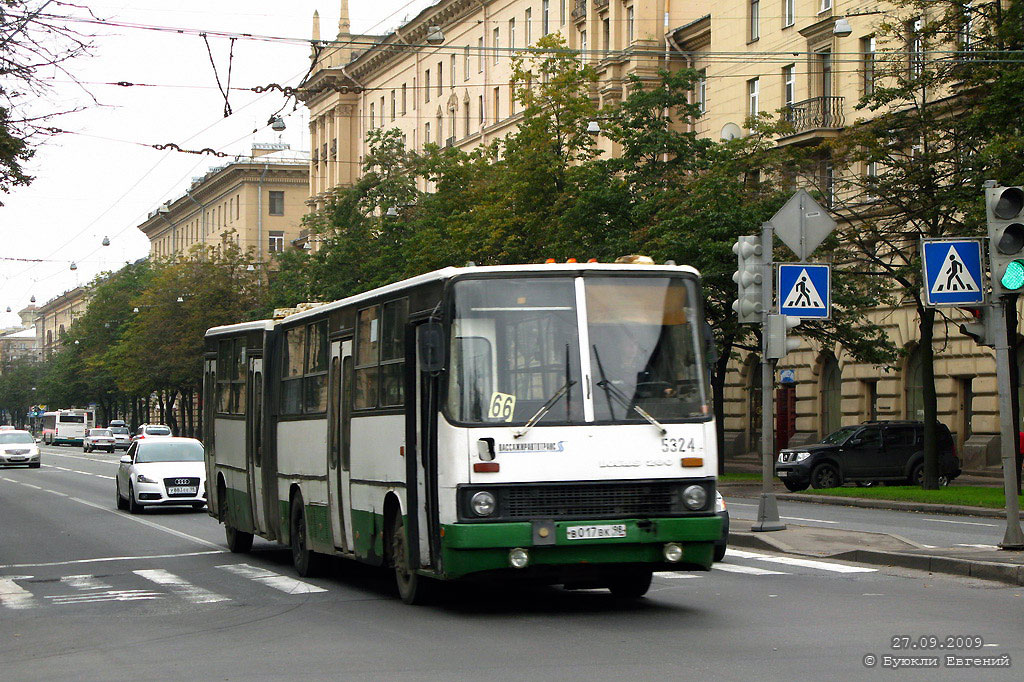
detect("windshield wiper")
[513,378,577,439]
[592,345,667,436]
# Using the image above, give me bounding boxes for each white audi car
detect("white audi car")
[0,430,40,468]
[116,437,207,513]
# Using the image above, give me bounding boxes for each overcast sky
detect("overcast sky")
[0,0,434,329]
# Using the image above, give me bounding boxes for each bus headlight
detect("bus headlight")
[682,485,707,510]
[663,543,684,563]
[509,548,530,568]
[471,491,496,517]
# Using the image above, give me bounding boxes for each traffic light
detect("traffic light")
[986,185,1024,296]
[733,235,765,323]
[766,314,802,359]
[958,306,996,348]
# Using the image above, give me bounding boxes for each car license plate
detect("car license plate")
[566,524,627,540]
[8,457,26,462]
[168,486,198,495]
[777,470,788,477]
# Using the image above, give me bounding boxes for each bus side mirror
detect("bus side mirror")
[418,322,446,373]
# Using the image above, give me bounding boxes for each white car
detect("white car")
[83,428,116,453]
[131,423,172,442]
[0,430,40,468]
[116,437,207,513]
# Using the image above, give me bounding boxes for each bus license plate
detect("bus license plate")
[168,486,197,495]
[566,524,627,540]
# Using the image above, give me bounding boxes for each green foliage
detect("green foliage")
[0,358,43,426]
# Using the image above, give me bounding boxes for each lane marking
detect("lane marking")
[61,574,112,591]
[45,589,163,605]
[956,543,998,549]
[780,516,838,524]
[862,593,886,596]
[725,502,757,507]
[217,563,327,594]
[43,451,120,465]
[0,550,227,570]
[21,483,43,490]
[725,549,770,559]
[134,569,229,604]
[926,519,998,527]
[0,576,38,610]
[69,496,222,549]
[754,555,876,573]
[714,563,787,576]
[655,572,698,579]
[43,464,114,480]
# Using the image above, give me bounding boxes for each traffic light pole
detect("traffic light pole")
[992,298,1024,549]
[754,221,785,532]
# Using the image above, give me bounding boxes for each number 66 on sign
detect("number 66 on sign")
[488,392,516,422]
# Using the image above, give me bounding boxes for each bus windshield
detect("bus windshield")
[446,275,709,425]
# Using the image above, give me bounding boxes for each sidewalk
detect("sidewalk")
[728,519,1024,586]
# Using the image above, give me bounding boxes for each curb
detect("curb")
[728,531,1024,586]
[778,493,1007,519]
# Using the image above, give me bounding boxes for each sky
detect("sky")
[0,0,435,329]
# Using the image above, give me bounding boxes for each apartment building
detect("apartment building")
[34,287,90,358]
[138,144,310,262]
[300,0,1008,472]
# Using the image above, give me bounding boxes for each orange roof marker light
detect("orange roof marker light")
[615,254,655,264]
[587,258,598,263]
[545,258,556,263]
[566,258,577,263]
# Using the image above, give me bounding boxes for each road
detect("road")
[0,444,1020,680]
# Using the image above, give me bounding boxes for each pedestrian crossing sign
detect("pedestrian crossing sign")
[922,239,985,306]
[778,263,831,319]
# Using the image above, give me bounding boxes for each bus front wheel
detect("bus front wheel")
[290,493,325,577]
[389,513,434,605]
[607,568,653,599]
[225,524,253,553]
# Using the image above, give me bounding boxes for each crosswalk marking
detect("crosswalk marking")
[61,574,112,590]
[655,572,698,579]
[0,576,38,610]
[134,569,229,603]
[725,548,876,573]
[46,589,163,605]
[715,563,787,576]
[216,563,328,594]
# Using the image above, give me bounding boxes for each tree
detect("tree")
[0,1,92,202]
[0,358,42,427]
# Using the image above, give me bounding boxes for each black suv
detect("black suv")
[775,421,961,491]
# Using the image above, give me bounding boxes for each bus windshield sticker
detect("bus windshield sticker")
[488,392,516,422]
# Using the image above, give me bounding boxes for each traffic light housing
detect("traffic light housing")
[958,306,996,348]
[986,186,1024,296]
[733,235,765,323]
[766,314,802,359]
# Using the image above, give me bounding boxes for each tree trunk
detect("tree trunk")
[713,337,735,475]
[166,390,179,435]
[919,305,939,490]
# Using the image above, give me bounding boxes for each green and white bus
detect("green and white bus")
[204,262,721,603]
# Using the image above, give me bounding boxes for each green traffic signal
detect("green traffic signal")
[1001,259,1024,290]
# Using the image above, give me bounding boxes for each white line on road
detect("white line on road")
[134,569,229,603]
[714,563,787,576]
[217,563,327,594]
[0,550,227,570]
[61,574,112,591]
[956,543,999,549]
[0,576,38,610]
[45,589,163,605]
[724,548,876,573]
[43,451,120,465]
[655,572,698,579]
[725,549,771,559]
[20,483,42,490]
[69,496,223,549]
[43,464,114,480]
[927,519,998,527]
[780,516,839,524]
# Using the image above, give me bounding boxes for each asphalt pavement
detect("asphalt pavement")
[0,445,1021,680]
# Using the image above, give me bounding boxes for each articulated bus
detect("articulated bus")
[204,262,721,603]
[41,409,96,446]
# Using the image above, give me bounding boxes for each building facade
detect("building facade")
[300,0,1009,473]
[138,144,310,262]
[0,305,42,370]
[34,287,90,358]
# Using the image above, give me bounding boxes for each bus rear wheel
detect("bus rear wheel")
[607,568,653,599]
[389,513,433,605]
[225,524,253,553]
[290,493,325,577]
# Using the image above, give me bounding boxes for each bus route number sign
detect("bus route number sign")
[488,392,516,422]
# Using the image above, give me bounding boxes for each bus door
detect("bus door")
[203,358,216,494]
[246,356,266,535]
[410,322,442,570]
[328,338,354,552]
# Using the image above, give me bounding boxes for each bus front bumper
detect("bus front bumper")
[439,515,721,580]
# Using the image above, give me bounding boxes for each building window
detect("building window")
[602,17,610,54]
[783,64,795,108]
[783,0,794,28]
[368,102,375,129]
[493,86,500,121]
[747,78,759,119]
[450,54,456,86]
[424,122,430,145]
[354,300,408,409]
[390,90,396,120]
[696,69,707,114]
[269,231,284,253]
[861,37,876,97]
[526,8,532,44]
[627,7,634,44]
[379,96,385,127]
[543,0,549,35]
[509,18,516,49]
[580,29,586,61]
[908,17,924,77]
[464,46,470,79]
[493,27,500,63]
[959,3,977,56]
[402,83,407,114]
[465,100,470,136]
[750,0,760,41]
[478,37,484,73]
[478,94,484,128]
[820,0,831,11]
[437,61,443,96]
[905,346,923,420]
[269,191,284,216]
[560,0,565,25]
[425,69,431,102]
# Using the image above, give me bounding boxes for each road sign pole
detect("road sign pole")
[754,220,785,532]
[992,298,1024,550]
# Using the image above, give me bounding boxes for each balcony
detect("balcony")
[572,0,586,22]
[781,96,845,142]
[593,0,609,9]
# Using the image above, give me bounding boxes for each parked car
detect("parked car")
[131,423,172,442]
[0,429,41,467]
[108,426,131,450]
[775,421,961,491]
[116,437,207,513]
[713,490,729,562]
[83,428,117,453]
